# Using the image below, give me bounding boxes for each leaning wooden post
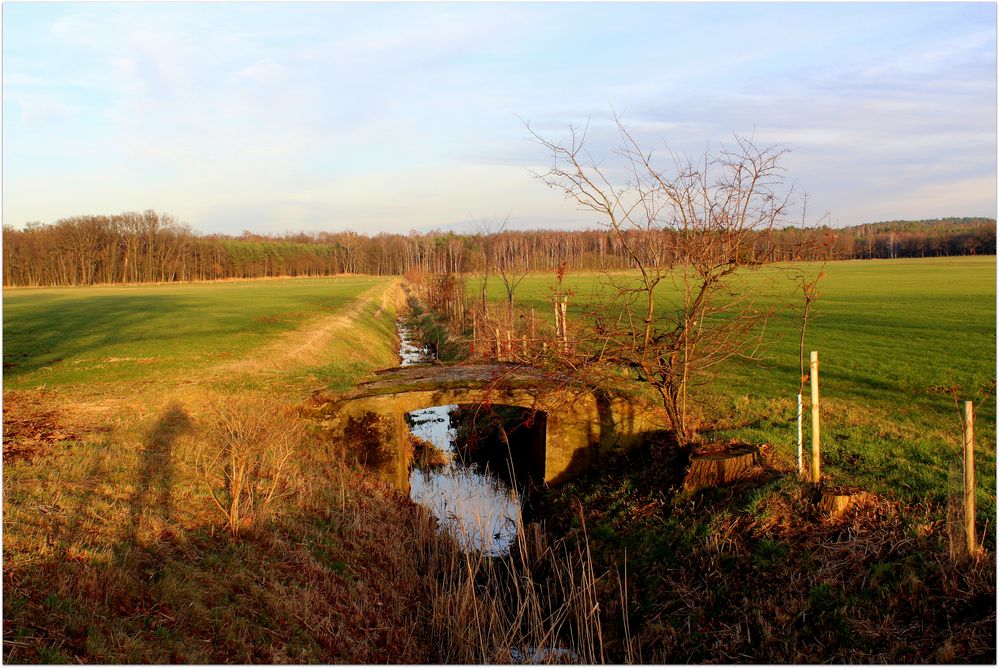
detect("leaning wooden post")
[964,400,977,557]
[810,350,821,484]
[495,327,502,361]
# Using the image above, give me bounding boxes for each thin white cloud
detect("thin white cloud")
[3,3,995,232]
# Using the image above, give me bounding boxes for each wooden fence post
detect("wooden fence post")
[553,299,562,343]
[964,400,977,557]
[810,350,821,484]
[495,327,502,361]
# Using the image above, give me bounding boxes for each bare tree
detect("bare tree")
[495,231,531,322]
[529,117,793,446]
[472,216,508,316]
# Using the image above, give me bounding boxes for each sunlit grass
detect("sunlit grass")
[2,276,391,390]
[476,256,997,517]
[2,275,424,663]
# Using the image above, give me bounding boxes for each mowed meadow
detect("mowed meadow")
[3,276,400,393]
[480,256,997,523]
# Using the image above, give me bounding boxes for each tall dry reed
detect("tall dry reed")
[414,503,632,664]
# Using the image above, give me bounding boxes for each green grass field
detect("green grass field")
[3,276,399,393]
[479,256,997,519]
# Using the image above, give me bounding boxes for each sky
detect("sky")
[3,2,996,235]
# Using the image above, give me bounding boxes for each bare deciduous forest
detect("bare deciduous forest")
[2,213,994,287]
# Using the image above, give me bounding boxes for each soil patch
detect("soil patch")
[3,391,80,463]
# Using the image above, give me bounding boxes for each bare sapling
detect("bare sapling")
[196,398,301,536]
[496,231,531,323]
[472,216,508,318]
[789,220,833,478]
[528,115,792,446]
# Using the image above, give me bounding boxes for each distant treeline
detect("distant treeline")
[2,212,994,287]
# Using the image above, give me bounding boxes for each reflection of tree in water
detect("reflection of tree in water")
[449,405,545,493]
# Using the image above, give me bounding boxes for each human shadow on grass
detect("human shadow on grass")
[124,401,192,546]
[2,401,435,664]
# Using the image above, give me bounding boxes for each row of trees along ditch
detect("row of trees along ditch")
[406,120,988,561]
[3,211,994,287]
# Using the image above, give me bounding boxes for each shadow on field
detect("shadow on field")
[3,293,240,378]
[2,400,436,664]
[125,402,192,544]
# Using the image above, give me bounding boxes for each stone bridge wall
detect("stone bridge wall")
[330,367,665,491]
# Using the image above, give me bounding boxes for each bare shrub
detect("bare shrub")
[197,398,301,536]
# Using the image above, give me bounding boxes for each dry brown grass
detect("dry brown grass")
[414,506,623,664]
[2,392,444,663]
[2,390,109,463]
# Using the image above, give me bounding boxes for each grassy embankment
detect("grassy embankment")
[475,256,996,662]
[2,276,449,663]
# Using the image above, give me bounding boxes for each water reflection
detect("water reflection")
[398,323,429,366]
[407,405,522,556]
[399,321,523,556]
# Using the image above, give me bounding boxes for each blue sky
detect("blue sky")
[3,2,996,234]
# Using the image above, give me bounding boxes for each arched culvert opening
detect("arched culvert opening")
[404,403,547,555]
[448,404,546,490]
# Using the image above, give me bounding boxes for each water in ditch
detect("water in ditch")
[397,321,522,556]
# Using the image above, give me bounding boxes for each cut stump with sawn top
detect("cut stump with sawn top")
[818,486,871,519]
[684,443,760,493]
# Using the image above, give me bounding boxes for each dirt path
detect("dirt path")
[209,278,404,378]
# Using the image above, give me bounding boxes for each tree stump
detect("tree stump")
[683,443,759,493]
[818,486,870,519]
